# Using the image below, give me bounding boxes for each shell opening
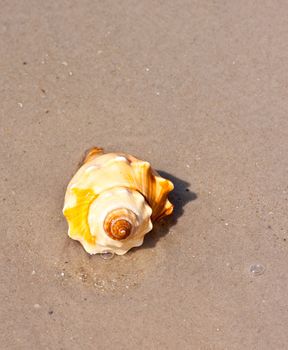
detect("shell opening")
[104,208,138,241]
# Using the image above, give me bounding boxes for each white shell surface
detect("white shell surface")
[86,187,152,255]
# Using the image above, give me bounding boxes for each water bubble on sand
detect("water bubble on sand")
[100,251,115,260]
[250,263,265,276]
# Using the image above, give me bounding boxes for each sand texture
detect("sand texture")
[1,1,288,349]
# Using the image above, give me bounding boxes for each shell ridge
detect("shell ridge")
[130,159,173,220]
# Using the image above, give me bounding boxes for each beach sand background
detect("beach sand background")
[1,1,288,349]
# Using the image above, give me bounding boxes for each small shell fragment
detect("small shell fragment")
[63,148,174,255]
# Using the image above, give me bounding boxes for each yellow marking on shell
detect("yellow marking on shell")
[63,188,97,245]
[130,160,174,221]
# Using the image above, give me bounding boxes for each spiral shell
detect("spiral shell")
[63,148,174,255]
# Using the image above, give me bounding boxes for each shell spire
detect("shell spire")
[104,208,138,240]
[63,147,174,255]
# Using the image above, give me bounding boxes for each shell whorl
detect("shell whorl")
[103,208,138,241]
[63,149,174,255]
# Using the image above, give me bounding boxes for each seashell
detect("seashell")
[63,147,174,255]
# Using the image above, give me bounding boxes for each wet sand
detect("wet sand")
[1,1,288,349]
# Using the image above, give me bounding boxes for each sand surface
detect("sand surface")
[1,1,288,349]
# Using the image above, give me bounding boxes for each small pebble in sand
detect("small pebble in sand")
[17,102,23,108]
[186,164,190,168]
[69,71,73,76]
[250,263,265,276]
[60,272,65,277]
[145,67,150,71]
[62,61,68,66]
[225,223,229,226]
[34,304,41,309]
[156,91,160,95]
[31,270,36,275]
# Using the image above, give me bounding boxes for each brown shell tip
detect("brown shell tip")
[80,147,104,166]
[104,209,137,241]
